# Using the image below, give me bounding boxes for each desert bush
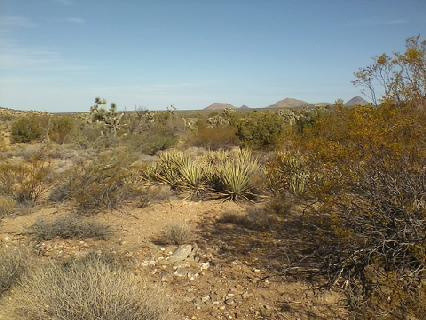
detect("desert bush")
[0,157,52,204]
[0,246,30,297]
[235,112,286,149]
[30,215,112,240]
[67,153,138,213]
[0,196,16,218]
[188,124,239,150]
[160,223,192,245]
[124,129,177,155]
[48,115,75,144]
[12,255,170,320]
[268,104,426,318]
[11,114,48,143]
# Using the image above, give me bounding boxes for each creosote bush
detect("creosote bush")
[268,104,426,318]
[11,255,170,320]
[235,112,286,150]
[11,114,48,143]
[0,157,52,204]
[30,215,112,240]
[48,115,75,144]
[67,153,138,213]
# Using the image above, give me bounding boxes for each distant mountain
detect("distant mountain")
[204,103,236,111]
[267,97,308,109]
[238,105,252,110]
[345,96,368,107]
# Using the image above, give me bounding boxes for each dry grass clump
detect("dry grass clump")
[12,255,170,320]
[30,215,112,241]
[160,223,192,245]
[0,196,16,218]
[219,208,278,231]
[0,246,30,297]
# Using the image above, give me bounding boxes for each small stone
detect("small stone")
[200,262,210,270]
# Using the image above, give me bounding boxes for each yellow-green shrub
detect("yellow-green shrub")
[66,153,138,213]
[267,104,426,317]
[11,114,48,143]
[0,158,52,204]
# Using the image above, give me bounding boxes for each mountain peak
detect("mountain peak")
[204,103,236,111]
[345,96,368,107]
[267,97,308,109]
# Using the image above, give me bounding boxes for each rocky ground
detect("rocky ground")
[0,199,348,319]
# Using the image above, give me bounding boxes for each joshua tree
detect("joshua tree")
[90,97,124,136]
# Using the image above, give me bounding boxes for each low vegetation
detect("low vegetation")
[0,36,424,319]
[0,156,51,205]
[11,255,170,320]
[0,246,30,297]
[160,223,192,245]
[30,215,112,240]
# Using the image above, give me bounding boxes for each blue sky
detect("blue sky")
[1,0,425,111]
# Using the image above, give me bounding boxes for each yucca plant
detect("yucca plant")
[178,158,207,194]
[211,150,260,200]
[152,151,187,187]
[152,151,207,195]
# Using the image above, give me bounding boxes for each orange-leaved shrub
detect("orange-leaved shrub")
[267,104,426,319]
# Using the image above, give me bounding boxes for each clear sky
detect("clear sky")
[1,0,425,111]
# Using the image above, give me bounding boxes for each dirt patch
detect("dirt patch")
[0,199,347,319]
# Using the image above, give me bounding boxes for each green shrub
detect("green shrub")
[30,215,112,240]
[235,112,285,149]
[11,255,170,320]
[125,130,177,155]
[11,114,48,143]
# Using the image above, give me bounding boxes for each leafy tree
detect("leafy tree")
[353,35,425,107]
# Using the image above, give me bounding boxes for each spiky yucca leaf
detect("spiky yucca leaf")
[179,158,207,193]
[213,150,260,200]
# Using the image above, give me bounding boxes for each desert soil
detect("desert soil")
[0,199,348,319]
